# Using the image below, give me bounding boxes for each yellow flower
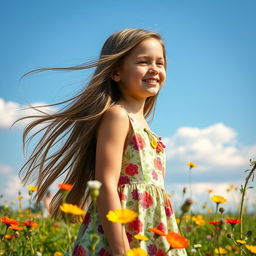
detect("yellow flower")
[54,252,63,256]
[211,195,227,204]
[245,245,256,254]
[106,208,138,224]
[192,215,206,225]
[214,247,228,254]
[134,234,149,241]
[59,203,86,215]
[27,185,38,191]
[17,196,23,200]
[208,189,213,194]
[126,248,147,256]
[236,239,246,245]
[150,138,158,149]
[186,161,197,168]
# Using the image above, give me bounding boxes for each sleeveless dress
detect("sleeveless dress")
[69,105,188,256]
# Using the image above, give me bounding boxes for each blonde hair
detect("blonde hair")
[18,28,167,220]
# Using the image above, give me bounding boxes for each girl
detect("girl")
[19,28,188,256]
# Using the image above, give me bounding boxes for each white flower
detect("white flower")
[191,248,197,253]
[87,180,102,190]
[194,244,202,248]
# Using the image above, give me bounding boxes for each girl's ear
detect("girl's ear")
[110,71,121,82]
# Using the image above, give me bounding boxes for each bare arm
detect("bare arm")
[95,106,130,256]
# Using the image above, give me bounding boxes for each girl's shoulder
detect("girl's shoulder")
[96,105,130,138]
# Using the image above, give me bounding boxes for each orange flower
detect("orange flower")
[58,183,73,191]
[165,232,189,249]
[148,227,166,236]
[9,225,24,231]
[0,216,19,226]
[22,219,38,228]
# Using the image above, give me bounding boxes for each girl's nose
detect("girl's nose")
[148,67,158,74]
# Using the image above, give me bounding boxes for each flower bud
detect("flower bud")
[219,207,225,214]
[227,233,232,239]
[181,198,193,213]
[246,230,253,237]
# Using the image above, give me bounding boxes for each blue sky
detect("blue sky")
[0,0,255,212]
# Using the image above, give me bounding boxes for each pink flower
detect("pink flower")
[118,176,130,186]
[154,157,163,171]
[125,163,138,176]
[165,199,174,217]
[152,170,158,180]
[132,133,146,150]
[131,189,140,200]
[140,191,154,209]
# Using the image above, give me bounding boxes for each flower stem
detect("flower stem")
[239,160,256,240]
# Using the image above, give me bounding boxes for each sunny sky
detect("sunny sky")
[0,0,255,213]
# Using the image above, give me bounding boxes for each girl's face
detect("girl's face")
[112,37,166,100]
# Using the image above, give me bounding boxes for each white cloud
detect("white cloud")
[164,123,256,174]
[0,164,13,174]
[0,98,56,129]
[3,174,24,197]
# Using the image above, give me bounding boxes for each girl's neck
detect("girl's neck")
[117,98,145,118]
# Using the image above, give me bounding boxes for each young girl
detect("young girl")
[19,28,188,256]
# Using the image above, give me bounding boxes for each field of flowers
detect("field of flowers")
[0,160,255,256]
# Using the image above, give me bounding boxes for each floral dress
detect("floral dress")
[68,105,187,256]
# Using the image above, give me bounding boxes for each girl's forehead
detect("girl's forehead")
[129,38,164,58]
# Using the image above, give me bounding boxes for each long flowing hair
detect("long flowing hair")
[18,28,167,220]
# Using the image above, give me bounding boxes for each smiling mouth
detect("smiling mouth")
[143,79,159,84]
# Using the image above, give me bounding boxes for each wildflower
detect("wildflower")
[194,244,202,249]
[211,195,227,204]
[106,208,137,224]
[17,196,24,200]
[219,207,225,214]
[236,239,246,245]
[208,189,213,194]
[186,161,197,168]
[27,185,38,191]
[0,216,18,226]
[226,218,241,229]
[192,215,205,225]
[209,221,220,225]
[126,248,147,256]
[23,219,38,228]
[181,198,193,213]
[214,248,227,254]
[54,252,63,256]
[9,225,23,231]
[245,245,256,254]
[4,234,15,240]
[148,227,166,236]
[165,232,189,249]
[58,183,73,191]
[87,180,102,199]
[134,234,149,241]
[60,203,86,216]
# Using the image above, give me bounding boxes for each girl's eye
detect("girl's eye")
[138,61,147,64]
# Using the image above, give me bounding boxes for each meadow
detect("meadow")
[0,160,255,256]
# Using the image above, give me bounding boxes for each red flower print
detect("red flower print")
[132,133,146,150]
[82,213,91,233]
[128,217,143,233]
[157,222,166,233]
[147,244,157,256]
[118,176,130,186]
[73,245,86,256]
[131,189,140,200]
[126,231,133,243]
[140,191,154,209]
[118,191,127,201]
[152,170,158,180]
[99,249,111,256]
[125,163,138,176]
[154,157,163,171]
[156,249,166,256]
[165,200,174,217]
